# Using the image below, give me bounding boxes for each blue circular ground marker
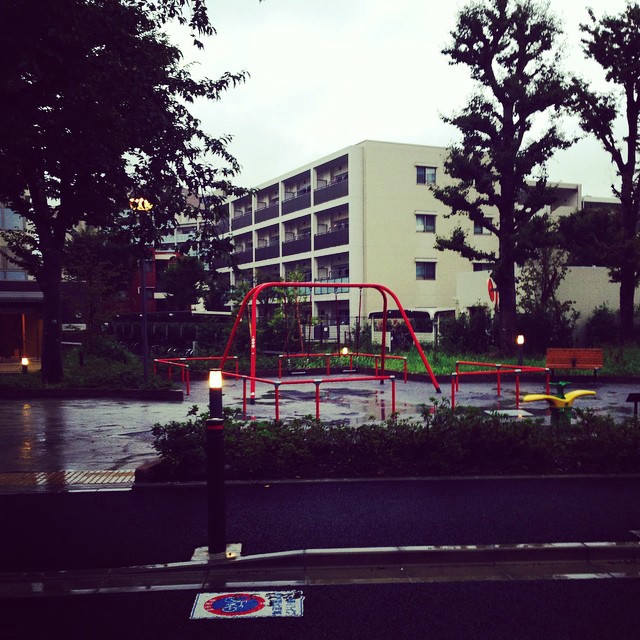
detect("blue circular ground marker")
[203,593,266,617]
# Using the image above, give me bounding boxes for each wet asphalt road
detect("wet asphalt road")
[2,476,640,572]
[2,477,640,639]
[3,580,640,640]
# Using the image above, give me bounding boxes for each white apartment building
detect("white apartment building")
[214,140,588,327]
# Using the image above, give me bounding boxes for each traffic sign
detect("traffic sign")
[487,278,498,305]
[191,591,304,619]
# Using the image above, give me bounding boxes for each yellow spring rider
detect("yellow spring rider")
[523,381,595,426]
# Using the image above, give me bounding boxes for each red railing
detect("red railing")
[153,356,239,396]
[451,360,550,410]
[277,351,408,383]
[223,371,397,421]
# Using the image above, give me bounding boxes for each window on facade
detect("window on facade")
[473,263,493,272]
[473,218,492,235]
[416,261,436,280]
[0,206,23,230]
[416,214,436,233]
[416,166,436,185]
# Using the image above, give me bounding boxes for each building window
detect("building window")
[416,261,436,280]
[416,166,436,185]
[473,262,493,272]
[0,205,23,231]
[416,213,436,233]
[473,217,492,235]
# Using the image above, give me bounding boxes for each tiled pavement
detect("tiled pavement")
[0,469,135,492]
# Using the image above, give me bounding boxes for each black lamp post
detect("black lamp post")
[207,369,226,556]
[129,197,153,384]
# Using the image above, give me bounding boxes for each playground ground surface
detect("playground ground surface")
[0,371,639,479]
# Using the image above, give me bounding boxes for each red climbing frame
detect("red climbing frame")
[220,282,441,402]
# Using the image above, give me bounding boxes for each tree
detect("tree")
[557,207,623,269]
[571,4,640,340]
[517,234,579,352]
[158,255,207,311]
[0,0,246,383]
[63,229,138,331]
[433,0,573,353]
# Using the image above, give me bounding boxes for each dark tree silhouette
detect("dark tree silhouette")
[433,0,573,352]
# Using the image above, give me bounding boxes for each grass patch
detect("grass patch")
[0,336,173,390]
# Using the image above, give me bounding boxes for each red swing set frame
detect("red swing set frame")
[220,282,441,402]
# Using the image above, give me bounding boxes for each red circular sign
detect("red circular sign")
[487,278,498,304]
[203,593,266,617]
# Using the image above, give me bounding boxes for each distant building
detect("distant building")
[212,140,611,337]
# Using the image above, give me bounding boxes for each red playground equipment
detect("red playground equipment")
[220,282,441,404]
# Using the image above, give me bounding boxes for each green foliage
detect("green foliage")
[158,256,207,311]
[63,229,137,331]
[439,308,496,353]
[517,241,579,352]
[433,0,574,351]
[571,4,640,339]
[584,304,620,345]
[0,0,246,383]
[149,402,640,481]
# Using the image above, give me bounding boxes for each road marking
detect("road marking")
[191,591,304,619]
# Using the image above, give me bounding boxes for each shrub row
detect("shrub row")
[150,403,640,481]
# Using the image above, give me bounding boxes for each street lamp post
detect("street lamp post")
[516,334,525,366]
[130,197,154,384]
[207,369,226,556]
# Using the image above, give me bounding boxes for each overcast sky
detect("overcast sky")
[173,0,633,198]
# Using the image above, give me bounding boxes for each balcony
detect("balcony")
[234,248,253,264]
[255,202,279,223]
[255,243,280,261]
[211,255,229,270]
[314,223,349,250]
[282,233,311,256]
[314,173,348,205]
[213,219,230,234]
[232,212,253,230]
[282,188,311,215]
[314,275,349,295]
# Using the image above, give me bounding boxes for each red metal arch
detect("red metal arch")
[220,282,441,401]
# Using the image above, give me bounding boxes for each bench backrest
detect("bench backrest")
[545,348,604,368]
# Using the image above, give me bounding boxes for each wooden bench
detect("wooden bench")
[545,348,604,379]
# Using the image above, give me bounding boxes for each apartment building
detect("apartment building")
[214,140,587,328]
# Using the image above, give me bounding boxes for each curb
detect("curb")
[2,542,639,597]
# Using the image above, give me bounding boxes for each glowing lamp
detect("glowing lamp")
[209,369,223,390]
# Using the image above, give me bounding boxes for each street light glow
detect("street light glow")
[129,197,153,211]
[209,369,223,390]
[516,334,525,346]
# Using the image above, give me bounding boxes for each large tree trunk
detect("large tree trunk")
[619,269,636,342]
[495,260,517,355]
[39,251,64,385]
[618,168,637,341]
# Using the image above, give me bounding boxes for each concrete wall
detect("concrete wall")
[359,140,496,316]
[456,266,638,341]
